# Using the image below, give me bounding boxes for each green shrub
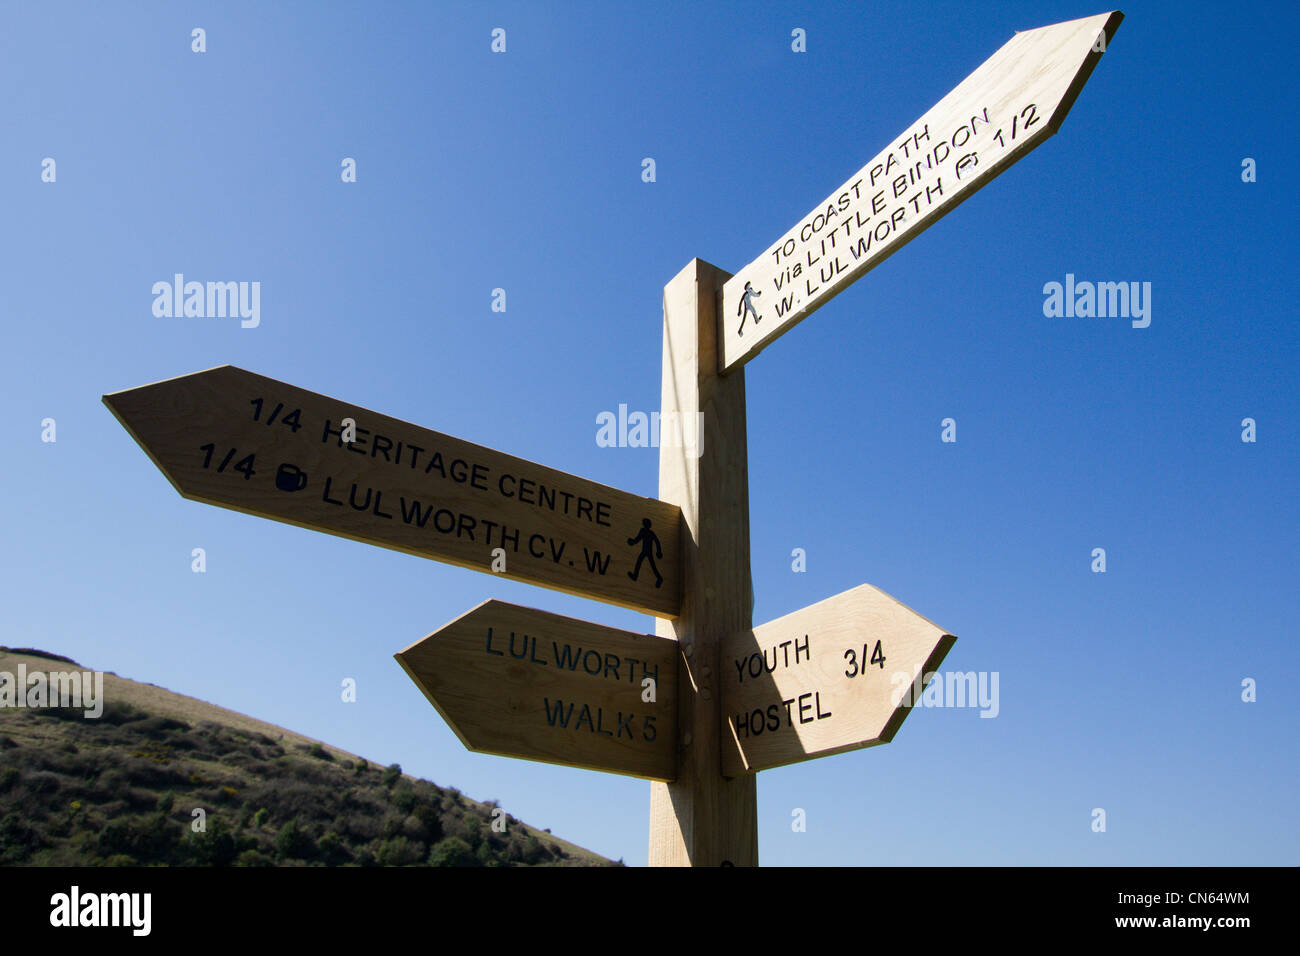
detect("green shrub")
[95,811,177,862]
[275,818,316,860]
[427,836,476,868]
[234,848,274,867]
[183,818,237,867]
[317,830,351,866]
[375,835,423,866]
[380,764,402,789]
[412,803,444,844]
[392,785,417,813]
[307,743,332,762]
[0,813,42,864]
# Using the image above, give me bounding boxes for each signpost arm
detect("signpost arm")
[649,259,758,866]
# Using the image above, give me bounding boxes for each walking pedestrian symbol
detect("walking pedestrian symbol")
[737,281,762,336]
[627,518,664,588]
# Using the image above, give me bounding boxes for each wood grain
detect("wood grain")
[719,10,1124,372]
[104,365,681,617]
[648,259,759,866]
[721,583,956,774]
[396,600,678,781]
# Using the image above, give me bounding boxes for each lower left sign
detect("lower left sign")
[396,600,678,781]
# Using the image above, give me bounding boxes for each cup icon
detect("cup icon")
[275,463,308,492]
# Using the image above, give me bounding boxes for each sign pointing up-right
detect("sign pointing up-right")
[719,10,1123,373]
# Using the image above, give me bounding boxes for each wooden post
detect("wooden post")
[648,258,758,866]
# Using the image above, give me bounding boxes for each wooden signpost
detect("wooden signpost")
[721,584,956,775]
[720,10,1124,372]
[103,365,681,617]
[104,11,1121,866]
[396,601,677,781]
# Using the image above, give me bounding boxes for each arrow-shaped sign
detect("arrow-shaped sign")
[396,600,678,781]
[103,366,682,616]
[719,10,1123,372]
[721,583,956,775]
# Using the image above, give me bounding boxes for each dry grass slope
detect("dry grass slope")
[0,648,614,867]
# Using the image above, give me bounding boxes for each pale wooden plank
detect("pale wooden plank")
[103,365,682,617]
[397,599,678,781]
[648,259,759,866]
[719,10,1124,372]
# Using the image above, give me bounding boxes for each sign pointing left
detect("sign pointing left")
[103,366,682,617]
[397,600,678,781]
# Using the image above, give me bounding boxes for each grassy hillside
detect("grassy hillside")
[0,648,615,867]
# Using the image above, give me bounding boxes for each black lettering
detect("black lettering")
[794,634,810,664]
[399,496,434,527]
[543,697,574,728]
[530,640,547,666]
[553,642,580,671]
[347,483,371,512]
[543,698,573,728]
[583,548,611,575]
[321,418,346,446]
[798,692,813,724]
[322,476,342,506]
[470,463,489,491]
[425,451,447,478]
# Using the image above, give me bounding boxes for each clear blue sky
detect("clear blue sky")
[2,0,1296,866]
